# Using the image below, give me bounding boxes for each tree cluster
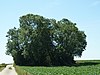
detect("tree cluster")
[6,14,87,66]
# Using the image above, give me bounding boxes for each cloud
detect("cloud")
[48,0,61,7]
[91,1,100,6]
[44,0,61,10]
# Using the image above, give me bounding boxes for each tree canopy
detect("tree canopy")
[6,14,87,66]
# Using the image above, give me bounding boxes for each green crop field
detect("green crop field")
[19,60,100,75]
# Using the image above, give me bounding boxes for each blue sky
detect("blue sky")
[0,0,100,63]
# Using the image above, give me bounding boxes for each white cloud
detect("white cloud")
[47,0,61,8]
[91,0,100,6]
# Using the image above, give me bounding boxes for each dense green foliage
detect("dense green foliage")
[6,14,87,66]
[20,60,100,75]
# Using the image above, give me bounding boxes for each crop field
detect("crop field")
[19,60,100,75]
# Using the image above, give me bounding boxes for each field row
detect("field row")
[0,60,100,75]
[20,60,100,75]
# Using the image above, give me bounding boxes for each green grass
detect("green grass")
[0,63,7,71]
[19,60,100,75]
[15,66,31,75]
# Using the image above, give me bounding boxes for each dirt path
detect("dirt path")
[0,65,18,75]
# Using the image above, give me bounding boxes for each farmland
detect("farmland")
[19,60,100,75]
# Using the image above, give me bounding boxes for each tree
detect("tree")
[51,18,87,65]
[6,14,87,66]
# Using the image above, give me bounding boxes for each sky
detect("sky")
[0,0,100,63]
